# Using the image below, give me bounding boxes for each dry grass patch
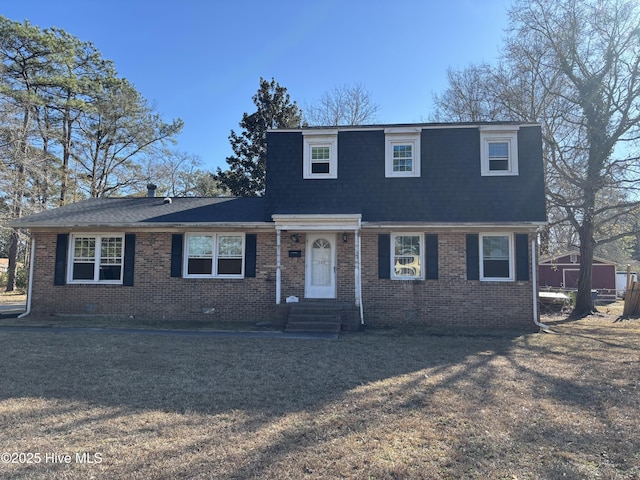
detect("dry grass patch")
[0,291,26,306]
[0,314,278,331]
[0,313,639,479]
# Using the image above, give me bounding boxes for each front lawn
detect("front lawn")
[0,312,638,479]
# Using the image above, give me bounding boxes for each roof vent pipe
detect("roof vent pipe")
[147,183,157,198]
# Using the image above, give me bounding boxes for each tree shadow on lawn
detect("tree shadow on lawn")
[507,327,639,476]
[0,330,523,413]
[0,326,638,479]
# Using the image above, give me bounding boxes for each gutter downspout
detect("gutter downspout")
[531,238,550,332]
[276,229,281,305]
[18,237,35,318]
[356,227,364,325]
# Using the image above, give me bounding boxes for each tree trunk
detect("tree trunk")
[538,225,551,257]
[573,219,596,316]
[5,230,19,292]
[59,104,72,206]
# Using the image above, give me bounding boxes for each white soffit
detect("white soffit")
[272,214,362,231]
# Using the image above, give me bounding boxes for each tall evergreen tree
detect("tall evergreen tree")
[216,77,301,196]
[0,16,183,290]
[73,77,183,198]
[0,17,55,291]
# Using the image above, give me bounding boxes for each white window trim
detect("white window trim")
[303,130,338,179]
[390,232,424,280]
[67,233,125,284]
[479,232,515,282]
[184,233,246,278]
[480,127,519,176]
[385,132,421,178]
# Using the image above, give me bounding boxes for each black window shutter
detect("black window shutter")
[425,234,438,280]
[378,234,391,279]
[170,234,183,278]
[515,233,530,281]
[466,234,480,280]
[54,233,69,286]
[123,234,136,286]
[245,234,257,278]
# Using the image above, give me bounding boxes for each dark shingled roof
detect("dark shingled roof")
[10,197,268,228]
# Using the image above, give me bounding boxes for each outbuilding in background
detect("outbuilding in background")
[538,251,617,301]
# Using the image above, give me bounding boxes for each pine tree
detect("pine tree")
[216,77,301,196]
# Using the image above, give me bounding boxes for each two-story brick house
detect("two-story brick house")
[12,122,546,330]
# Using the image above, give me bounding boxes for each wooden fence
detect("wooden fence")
[623,266,640,316]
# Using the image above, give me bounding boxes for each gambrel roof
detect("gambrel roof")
[265,123,546,224]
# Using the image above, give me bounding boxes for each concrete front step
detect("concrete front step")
[285,319,341,333]
[285,306,342,333]
[284,301,360,333]
[288,301,353,311]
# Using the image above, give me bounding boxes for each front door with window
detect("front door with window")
[305,233,336,298]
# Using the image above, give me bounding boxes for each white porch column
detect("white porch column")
[276,229,281,305]
[271,214,362,310]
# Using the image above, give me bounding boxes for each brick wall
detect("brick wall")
[30,231,280,324]
[29,229,536,330]
[360,231,536,330]
[280,232,305,300]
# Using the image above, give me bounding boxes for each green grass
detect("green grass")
[0,310,639,479]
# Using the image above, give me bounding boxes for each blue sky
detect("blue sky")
[2,0,512,171]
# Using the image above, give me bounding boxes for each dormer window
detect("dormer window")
[303,130,338,179]
[384,128,421,178]
[480,126,519,176]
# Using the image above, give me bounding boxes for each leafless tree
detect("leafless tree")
[432,0,640,316]
[141,149,225,198]
[304,83,379,126]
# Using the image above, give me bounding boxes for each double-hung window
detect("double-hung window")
[480,233,514,281]
[69,234,124,283]
[480,126,519,176]
[303,130,338,179]
[385,129,421,178]
[391,233,423,280]
[392,144,414,172]
[185,233,244,278]
[488,141,510,171]
[310,146,331,174]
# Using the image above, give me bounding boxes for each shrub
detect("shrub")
[0,266,28,292]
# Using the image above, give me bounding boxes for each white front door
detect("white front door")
[305,233,336,298]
